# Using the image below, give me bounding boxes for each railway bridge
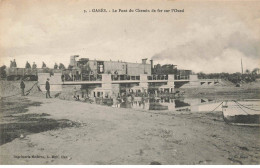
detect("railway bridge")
[38,73,220,98]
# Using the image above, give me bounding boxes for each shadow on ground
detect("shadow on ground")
[0,97,81,145]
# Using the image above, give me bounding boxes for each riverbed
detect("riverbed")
[0,95,259,164]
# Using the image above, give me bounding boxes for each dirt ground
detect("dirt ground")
[0,81,260,165]
[181,81,260,100]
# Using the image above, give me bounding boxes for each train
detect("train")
[5,67,61,81]
[3,56,192,81]
[4,67,89,81]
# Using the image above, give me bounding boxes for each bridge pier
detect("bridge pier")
[139,74,149,93]
[157,75,175,93]
[87,74,117,98]
[167,75,175,93]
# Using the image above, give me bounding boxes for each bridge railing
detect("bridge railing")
[147,75,168,80]
[175,75,190,80]
[111,75,140,81]
[62,74,102,82]
[199,79,220,82]
[62,74,191,82]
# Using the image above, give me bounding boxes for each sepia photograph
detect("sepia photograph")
[0,0,259,165]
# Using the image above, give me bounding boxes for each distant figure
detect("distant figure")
[54,63,58,69]
[20,79,25,96]
[73,87,79,100]
[25,61,31,69]
[45,78,52,98]
[42,62,46,68]
[10,60,13,68]
[32,62,37,69]
[69,72,72,81]
[59,63,65,69]
[13,59,17,67]
[61,75,65,82]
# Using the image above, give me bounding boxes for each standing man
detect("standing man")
[45,78,52,98]
[13,59,17,67]
[20,79,25,96]
[10,60,13,68]
[32,62,37,69]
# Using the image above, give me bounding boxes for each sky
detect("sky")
[0,0,259,73]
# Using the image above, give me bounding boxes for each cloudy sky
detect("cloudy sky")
[0,0,259,73]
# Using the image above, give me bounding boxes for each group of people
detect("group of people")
[10,59,17,68]
[25,61,37,69]
[20,78,51,98]
[10,60,48,69]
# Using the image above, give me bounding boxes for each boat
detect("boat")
[222,100,260,126]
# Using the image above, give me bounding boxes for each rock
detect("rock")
[239,154,248,159]
[239,146,249,151]
[139,149,143,155]
[150,161,161,165]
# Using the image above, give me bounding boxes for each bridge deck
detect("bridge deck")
[62,79,190,85]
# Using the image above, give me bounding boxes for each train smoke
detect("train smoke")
[151,30,260,73]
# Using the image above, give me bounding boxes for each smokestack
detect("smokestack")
[150,59,153,73]
[142,58,147,64]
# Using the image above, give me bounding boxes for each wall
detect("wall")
[85,59,151,76]
[38,73,62,91]
[103,61,127,75]
[127,63,151,76]
[180,75,224,88]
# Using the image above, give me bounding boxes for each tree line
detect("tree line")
[197,68,260,84]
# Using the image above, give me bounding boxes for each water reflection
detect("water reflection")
[95,97,222,112]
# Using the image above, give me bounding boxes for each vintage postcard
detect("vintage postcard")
[0,0,259,165]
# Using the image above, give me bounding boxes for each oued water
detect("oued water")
[95,97,223,112]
